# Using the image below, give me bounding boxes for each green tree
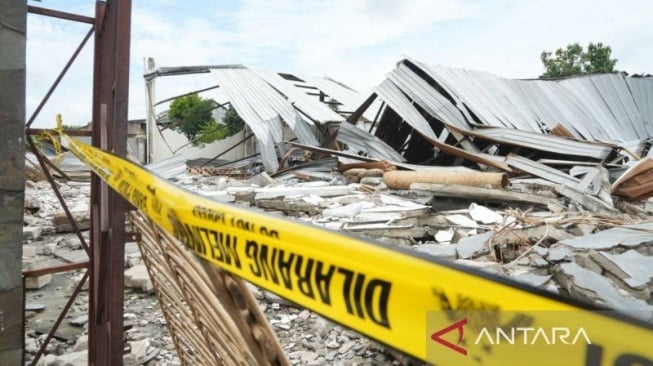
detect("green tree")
[222,106,245,137]
[169,94,221,145]
[540,42,618,78]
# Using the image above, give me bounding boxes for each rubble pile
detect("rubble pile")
[21,155,653,365]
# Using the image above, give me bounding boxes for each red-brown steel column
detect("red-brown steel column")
[88,1,131,365]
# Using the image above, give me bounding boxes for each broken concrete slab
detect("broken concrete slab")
[454,259,504,276]
[456,231,492,259]
[558,222,653,250]
[513,272,552,288]
[434,229,454,244]
[468,203,502,224]
[556,184,618,214]
[69,315,88,327]
[568,223,597,236]
[45,350,88,366]
[253,185,352,200]
[590,250,653,289]
[529,254,549,267]
[25,274,52,290]
[23,226,42,241]
[53,210,90,233]
[554,262,653,322]
[125,264,153,292]
[413,244,457,260]
[445,214,478,228]
[256,199,322,216]
[547,245,573,262]
[322,202,366,218]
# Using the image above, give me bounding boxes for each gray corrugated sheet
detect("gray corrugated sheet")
[558,222,653,249]
[337,122,405,162]
[505,154,581,186]
[392,58,653,143]
[253,69,343,124]
[373,78,438,140]
[451,126,614,159]
[211,69,325,171]
[211,69,283,171]
[627,77,653,135]
[145,154,186,179]
[372,77,511,171]
[210,68,403,171]
[300,76,383,121]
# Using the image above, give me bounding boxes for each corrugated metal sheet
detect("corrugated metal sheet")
[337,122,405,162]
[300,76,384,121]
[372,78,511,171]
[253,69,343,124]
[145,154,186,180]
[210,68,405,171]
[505,154,581,186]
[399,58,653,143]
[447,125,614,159]
[373,78,438,140]
[627,77,653,136]
[211,69,284,171]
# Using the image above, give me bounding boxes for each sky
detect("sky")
[26,0,653,128]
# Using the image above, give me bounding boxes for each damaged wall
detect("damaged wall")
[0,0,26,363]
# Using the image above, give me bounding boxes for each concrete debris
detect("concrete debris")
[554,262,653,322]
[23,226,42,241]
[434,229,454,243]
[72,335,88,352]
[25,303,46,312]
[513,273,552,288]
[591,250,653,290]
[413,243,457,260]
[546,245,574,262]
[468,203,502,224]
[68,315,88,327]
[558,222,653,250]
[37,350,88,366]
[124,264,153,292]
[322,202,366,218]
[456,232,492,259]
[445,214,478,228]
[22,121,653,366]
[53,210,90,233]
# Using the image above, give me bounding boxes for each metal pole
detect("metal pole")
[88,1,131,365]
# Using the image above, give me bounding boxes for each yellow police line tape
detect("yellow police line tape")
[61,133,652,366]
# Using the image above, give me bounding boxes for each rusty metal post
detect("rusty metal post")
[88,1,131,365]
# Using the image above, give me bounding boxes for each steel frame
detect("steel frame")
[23,1,132,365]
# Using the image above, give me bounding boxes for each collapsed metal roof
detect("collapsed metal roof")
[351,58,653,168]
[405,58,653,141]
[209,68,401,171]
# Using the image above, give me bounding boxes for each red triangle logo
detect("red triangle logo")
[430,318,468,356]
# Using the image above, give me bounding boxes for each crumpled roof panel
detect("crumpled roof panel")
[400,58,653,143]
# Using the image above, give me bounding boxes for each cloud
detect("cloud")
[25,0,653,128]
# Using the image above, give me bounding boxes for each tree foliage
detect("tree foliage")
[169,95,248,146]
[540,42,618,78]
[222,106,245,137]
[169,94,218,145]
